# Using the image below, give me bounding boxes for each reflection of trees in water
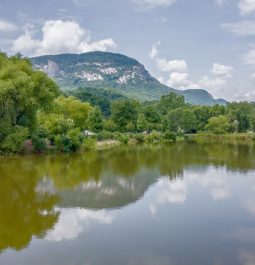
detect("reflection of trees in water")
[0,159,59,252]
[0,142,255,251]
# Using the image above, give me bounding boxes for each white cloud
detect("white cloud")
[222,20,255,36]
[251,73,255,78]
[149,43,232,95]
[199,76,227,92]
[156,58,188,73]
[46,208,113,242]
[0,20,17,32]
[12,20,116,56]
[211,63,233,78]
[167,72,199,89]
[133,0,176,10]
[150,41,160,59]
[239,0,255,15]
[150,42,188,72]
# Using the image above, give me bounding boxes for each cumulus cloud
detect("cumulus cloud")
[211,63,233,78]
[239,0,255,15]
[150,42,188,72]
[167,72,199,89]
[156,58,188,73]
[222,20,255,36]
[132,0,176,10]
[149,42,233,95]
[199,76,227,92]
[12,20,116,56]
[0,20,17,32]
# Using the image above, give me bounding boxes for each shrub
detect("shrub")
[117,134,129,144]
[31,127,49,152]
[134,133,145,143]
[103,119,118,132]
[67,128,83,152]
[0,126,29,153]
[54,128,83,152]
[145,131,162,144]
[96,130,114,141]
[163,131,177,142]
[83,138,96,150]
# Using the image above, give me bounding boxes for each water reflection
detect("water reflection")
[0,142,255,265]
[0,159,59,251]
[46,208,113,242]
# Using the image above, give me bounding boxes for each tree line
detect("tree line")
[1,52,255,153]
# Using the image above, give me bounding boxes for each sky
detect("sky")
[0,0,255,101]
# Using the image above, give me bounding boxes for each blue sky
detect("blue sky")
[0,0,255,101]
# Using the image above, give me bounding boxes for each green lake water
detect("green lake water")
[1,141,255,265]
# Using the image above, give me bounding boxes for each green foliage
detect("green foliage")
[54,128,83,152]
[205,115,230,134]
[137,113,148,132]
[103,119,118,132]
[38,113,75,136]
[0,126,28,153]
[69,87,126,117]
[158,93,185,115]
[117,134,129,144]
[0,52,59,152]
[96,130,115,141]
[82,137,96,150]
[163,131,177,142]
[145,131,162,144]
[165,108,197,133]
[31,127,49,152]
[111,99,139,131]
[227,102,254,132]
[54,96,92,129]
[134,133,145,143]
[88,107,103,132]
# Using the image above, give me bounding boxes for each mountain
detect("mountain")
[31,51,227,105]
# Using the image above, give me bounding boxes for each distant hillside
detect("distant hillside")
[31,52,227,105]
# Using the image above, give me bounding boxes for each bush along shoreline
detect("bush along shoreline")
[1,52,255,155]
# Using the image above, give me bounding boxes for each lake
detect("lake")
[1,141,255,265]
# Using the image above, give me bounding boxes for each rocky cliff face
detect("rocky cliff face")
[31,51,227,105]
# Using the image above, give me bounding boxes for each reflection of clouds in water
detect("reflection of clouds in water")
[158,179,187,204]
[46,208,113,242]
[211,187,230,201]
[149,167,233,217]
[239,250,255,265]
[187,168,230,201]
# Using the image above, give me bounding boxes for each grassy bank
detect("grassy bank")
[189,133,255,144]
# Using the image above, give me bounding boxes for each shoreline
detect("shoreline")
[1,133,255,156]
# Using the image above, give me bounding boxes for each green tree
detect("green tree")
[165,108,197,133]
[0,52,59,152]
[227,102,254,132]
[111,99,139,131]
[137,113,148,132]
[205,115,230,134]
[54,96,92,129]
[158,92,185,115]
[88,107,103,132]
